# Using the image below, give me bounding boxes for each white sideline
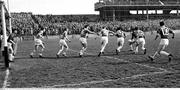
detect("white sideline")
[43,71,168,88]
[2,69,10,88]
[69,49,168,72]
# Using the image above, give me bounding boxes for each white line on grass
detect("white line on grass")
[2,69,10,88]
[41,49,170,88]
[43,71,168,88]
[69,49,169,72]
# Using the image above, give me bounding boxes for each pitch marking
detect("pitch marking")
[2,69,10,88]
[43,71,168,88]
[69,49,169,72]
[41,49,170,88]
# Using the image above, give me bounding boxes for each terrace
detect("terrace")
[95,0,179,10]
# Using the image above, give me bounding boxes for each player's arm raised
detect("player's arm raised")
[109,30,115,35]
[87,30,96,35]
[155,34,159,40]
[10,40,15,45]
[97,30,102,36]
[155,30,160,40]
[66,37,71,42]
[65,32,71,42]
[169,29,175,39]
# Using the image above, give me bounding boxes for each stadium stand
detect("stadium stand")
[11,12,39,35]
[8,12,180,36]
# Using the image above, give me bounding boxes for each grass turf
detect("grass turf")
[1,31,180,88]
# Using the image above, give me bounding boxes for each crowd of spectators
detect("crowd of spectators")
[32,14,180,34]
[8,12,180,36]
[11,12,39,36]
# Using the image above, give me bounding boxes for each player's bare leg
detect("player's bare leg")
[8,44,14,62]
[134,43,139,54]
[116,42,123,55]
[98,41,106,57]
[62,45,69,57]
[135,41,146,54]
[57,45,64,58]
[130,44,134,51]
[129,41,135,51]
[39,44,45,58]
[149,45,172,62]
[141,42,146,54]
[30,45,38,58]
[79,42,87,57]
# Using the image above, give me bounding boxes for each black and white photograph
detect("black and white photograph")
[0,0,180,89]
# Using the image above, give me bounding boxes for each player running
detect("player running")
[128,27,138,52]
[148,21,175,62]
[79,25,96,57]
[30,29,46,58]
[134,27,147,54]
[115,27,126,55]
[56,28,71,58]
[7,33,16,62]
[98,26,115,57]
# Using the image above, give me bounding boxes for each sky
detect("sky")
[3,0,99,15]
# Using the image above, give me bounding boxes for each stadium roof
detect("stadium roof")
[95,5,180,11]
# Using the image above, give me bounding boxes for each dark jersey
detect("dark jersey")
[131,31,138,39]
[80,29,91,38]
[157,26,173,39]
[7,34,14,43]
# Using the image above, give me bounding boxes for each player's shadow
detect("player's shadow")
[15,54,100,60]
[101,51,146,56]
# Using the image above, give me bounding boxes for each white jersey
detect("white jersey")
[116,30,125,38]
[100,29,109,37]
[136,30,145,38]
[60,31,68,40]
[34,31,44,46]
[59,31,69,46]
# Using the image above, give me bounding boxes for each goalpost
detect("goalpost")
[1,0,12,68]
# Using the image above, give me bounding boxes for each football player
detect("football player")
[148,21,175,62]
[98,26,115,57]
[56,28,71,58]
[128,27,138,52]
[30,29,45,58]
[79,25,96,57]
[115,27,126,55]
[134,27,146,54]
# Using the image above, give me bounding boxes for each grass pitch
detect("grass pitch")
[1,31,180,88]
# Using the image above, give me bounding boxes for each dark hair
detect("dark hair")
[64,28,68,31]
[102,26,107,29]
[134,27,138,30]
[84,25,89,28]
[160,21,165,26]
[116,27,122,31]
[12,28,17,33]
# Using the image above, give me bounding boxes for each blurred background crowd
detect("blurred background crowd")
[2,12,179,36]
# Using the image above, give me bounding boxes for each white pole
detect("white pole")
[7,0,12,34]
[1,2,9,68]
[1,4,7,47]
